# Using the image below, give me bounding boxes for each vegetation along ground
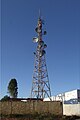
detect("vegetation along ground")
[0,113,80,120]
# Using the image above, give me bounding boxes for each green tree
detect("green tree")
[0,95,10,101]
[8,78,18,98]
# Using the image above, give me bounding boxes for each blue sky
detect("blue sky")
[1,0,80,99]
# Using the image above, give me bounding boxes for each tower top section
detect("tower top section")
[33,14,47,43]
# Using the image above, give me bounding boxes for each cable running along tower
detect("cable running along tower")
[31,15,51,100]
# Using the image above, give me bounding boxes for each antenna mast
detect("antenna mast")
[31,14,51,100]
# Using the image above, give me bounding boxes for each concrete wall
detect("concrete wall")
[0,101,62,115]
[63,104,80,116]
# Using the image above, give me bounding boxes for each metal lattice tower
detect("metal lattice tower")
[31,15,51,100]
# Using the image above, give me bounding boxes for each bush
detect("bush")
[0,95,10,101]
[0,114,80,120]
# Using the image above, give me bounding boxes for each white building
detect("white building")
[44,89,80,103]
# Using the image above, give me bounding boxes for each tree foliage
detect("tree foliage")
[8,78,18,98]
[0,95,10,101]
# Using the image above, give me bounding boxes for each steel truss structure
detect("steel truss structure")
[31,15,51,100]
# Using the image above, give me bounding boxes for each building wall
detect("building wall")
[0,101,62,115]
[64,90,78,101]
[63,104,80,116]
[44,89,80,102]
